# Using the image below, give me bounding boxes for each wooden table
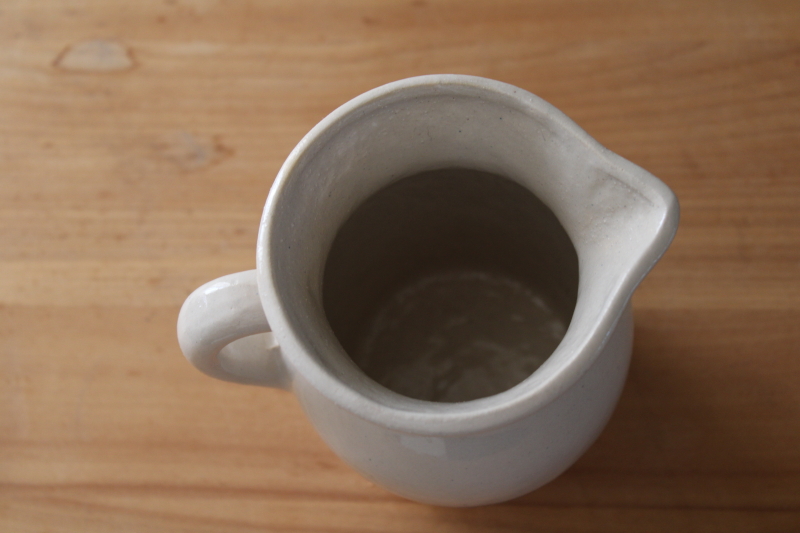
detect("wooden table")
[2,1,799,531]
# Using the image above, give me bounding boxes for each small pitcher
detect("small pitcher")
[178,75,679,506]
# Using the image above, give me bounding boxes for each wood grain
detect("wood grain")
[2,1,799,531]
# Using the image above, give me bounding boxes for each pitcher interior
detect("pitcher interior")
[265,78,673,413]
[323,168,579,402]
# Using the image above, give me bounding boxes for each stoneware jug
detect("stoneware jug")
[177,75,679,506]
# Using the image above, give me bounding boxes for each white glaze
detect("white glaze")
[177,75,679,506]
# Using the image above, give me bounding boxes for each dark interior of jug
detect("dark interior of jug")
[322,168,579,403]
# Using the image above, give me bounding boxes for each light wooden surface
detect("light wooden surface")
[2,1,799,531]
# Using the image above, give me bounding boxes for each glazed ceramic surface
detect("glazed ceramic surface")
[177,75,679,506]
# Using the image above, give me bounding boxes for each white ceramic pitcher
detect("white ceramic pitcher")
[178,75,679,506]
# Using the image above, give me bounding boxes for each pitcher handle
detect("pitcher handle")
[177,270,289,388]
